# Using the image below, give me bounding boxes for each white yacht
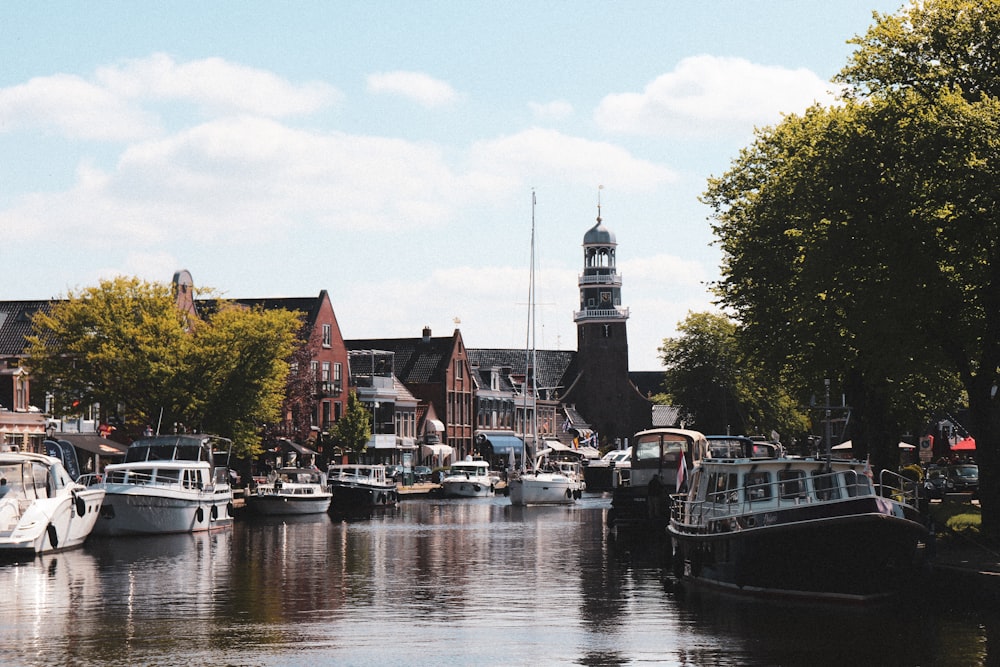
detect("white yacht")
[247,467,332,515]
[90,434,233,536]
[440,458,497,498]
[508,447,583,506]
[0,448,105,556]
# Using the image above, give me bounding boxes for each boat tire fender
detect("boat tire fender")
[377,492,386,505]
[196,507,204,523]
[566,489,572,500]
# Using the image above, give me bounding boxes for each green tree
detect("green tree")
[26,277,302,460]
[330,391,371,462]
[659,312,809,439]
[26,277,193,427]
[185,303,301,458]
[704,0,997,530]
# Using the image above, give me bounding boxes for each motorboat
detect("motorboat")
[327,464,398,512]
[507,447,583,506]
[583,447,631,492]
[89,434,234,536]
[668,438,929,602]
[0,447,105,557]
[609,429,710,532]
[247,467,332,515]
[440,458,497,497]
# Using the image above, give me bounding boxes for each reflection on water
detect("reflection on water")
[0,495,994,666]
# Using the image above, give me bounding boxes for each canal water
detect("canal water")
[1,494,995,666]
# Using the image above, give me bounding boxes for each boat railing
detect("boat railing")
[670,468,890,530]
[877,468,919,508]
[76,473,102,487]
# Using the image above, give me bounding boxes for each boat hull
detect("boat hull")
[328,481,397,512]
[508,473,580,506]
[440,477,494,498]
[92,486,233,536]
[0,488,105,557]
[247,492,332,516]
[670,498,927,602]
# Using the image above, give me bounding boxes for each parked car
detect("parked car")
[413,466,432,482]
[947,463,979,495]
[923,465,953,500]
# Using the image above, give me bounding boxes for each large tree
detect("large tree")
[705,0,1000,533]
[659,311,810,440]
[26,276,302,460]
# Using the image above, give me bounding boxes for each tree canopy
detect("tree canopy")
[26,276,302,459]
[704,0,1000,532]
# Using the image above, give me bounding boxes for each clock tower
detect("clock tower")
[563,204,652,446]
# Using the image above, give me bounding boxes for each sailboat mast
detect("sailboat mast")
[524,190,538,472]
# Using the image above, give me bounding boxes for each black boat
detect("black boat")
[668,442,928,603]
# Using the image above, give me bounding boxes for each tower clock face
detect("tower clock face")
[600,291,611,304]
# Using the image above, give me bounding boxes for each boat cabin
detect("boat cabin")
[628,428,709,490]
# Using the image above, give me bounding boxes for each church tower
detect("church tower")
[563,202,652,447]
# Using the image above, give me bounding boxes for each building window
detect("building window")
[321,362,331,382]
[310,361,318,379]
[322,324,332,348]
[333,362,342,382]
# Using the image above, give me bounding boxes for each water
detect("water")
[1,494,995,666]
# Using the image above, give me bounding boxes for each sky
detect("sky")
[0,1,908,370]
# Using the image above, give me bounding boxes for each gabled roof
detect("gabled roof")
[197,292,329,329]
[467,348,576,399]
[346,333,459,385]
[0,301,54,356]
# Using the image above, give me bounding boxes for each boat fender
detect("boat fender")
[196,507,204,523]
[566,489,572,499]
[227,502,234,517]
[377,492,385,504]
[211,505,219,520]
[47,523,59,549]
[574,489,582,500]
[490,484,495,493]
[74,493,86,517]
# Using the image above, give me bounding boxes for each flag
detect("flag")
[677,454,688,491]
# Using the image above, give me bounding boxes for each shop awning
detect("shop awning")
[482,434,524,457]
[421,444,453,460]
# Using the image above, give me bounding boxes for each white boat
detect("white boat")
[90,434,234,536]
[440,459,497,497]
[327,464,398,512]
[508,447,584,506]
[669,438,929,602]
[0,447,105,557]
[247,467,332,515]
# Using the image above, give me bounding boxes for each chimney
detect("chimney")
[422,326,431,343]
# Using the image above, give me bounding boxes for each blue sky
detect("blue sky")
[1,1,906,370]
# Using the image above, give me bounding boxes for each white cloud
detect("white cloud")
[595,55,841,138]
[0,54,339,141]
[96,53,340,117]
[0,73,160,140]
[367,71,460,108]
[529,100,573,120]
[468,128,677,192]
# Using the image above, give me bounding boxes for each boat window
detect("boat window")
[778,470,807,499]
[130,468,155,484]
[706,472,738,503]
[156,469,181,484]
[744,471,771,501]
[634,440,660,462]
[811,470,842,500]
[32,462,50,498]
[841,470,870,497]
